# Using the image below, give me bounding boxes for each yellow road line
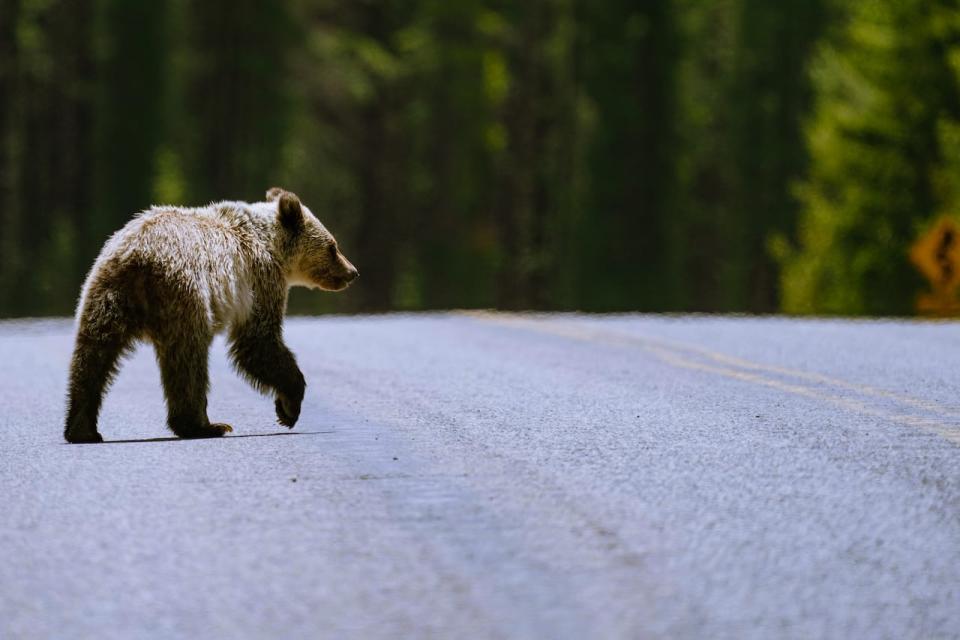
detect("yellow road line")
[461,311,960,446]
[649,345,960,446]
[643,328,960,421]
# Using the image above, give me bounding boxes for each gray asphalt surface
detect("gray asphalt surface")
[2,312,959,639]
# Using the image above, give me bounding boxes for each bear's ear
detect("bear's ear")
[277,192,303,231]
[265,187,285,202]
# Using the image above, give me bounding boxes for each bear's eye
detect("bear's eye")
[328,245,338,258]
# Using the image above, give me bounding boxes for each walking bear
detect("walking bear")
[63,188,358,443]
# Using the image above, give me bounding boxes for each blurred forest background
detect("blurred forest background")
[0,0,957,317]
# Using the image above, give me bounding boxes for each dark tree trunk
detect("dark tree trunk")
[0,0,21,315]
[350,3,399,312]
[14,0,96,313]
[94,0,168,251]
[185,0,292,202]
[496,4,545,310]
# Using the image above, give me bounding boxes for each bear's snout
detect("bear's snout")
[333,266,358,291]
[336,255,359,287]
[312,261,358,291]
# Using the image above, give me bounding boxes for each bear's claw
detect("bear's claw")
[275,397,298,428]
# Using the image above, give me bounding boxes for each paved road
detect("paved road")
[1,313,959,639]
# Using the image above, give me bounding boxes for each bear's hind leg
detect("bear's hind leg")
[154,332,231,439]
[64,302,136,444]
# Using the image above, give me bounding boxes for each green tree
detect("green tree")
[91,0,168,266]
[3,0,97,315]
[673,0,823,312]
[398,1,504,309]
[577,0,680,311]
[282,0,414,312]
[780,0,958,315]
[727,0,824,311]
[490,0,581,309]
[177,0,296,203]
[0,0,22,315]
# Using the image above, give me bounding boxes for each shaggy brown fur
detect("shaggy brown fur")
[63,188,357,443]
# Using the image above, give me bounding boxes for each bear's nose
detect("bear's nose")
[347,266,359,281]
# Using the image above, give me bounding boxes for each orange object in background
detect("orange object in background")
[911,217,960,316]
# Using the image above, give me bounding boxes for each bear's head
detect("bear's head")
[267,187,359,291]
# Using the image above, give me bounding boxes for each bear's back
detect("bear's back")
[84,202,279,330]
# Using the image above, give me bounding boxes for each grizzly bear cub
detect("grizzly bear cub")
[63,188,358,443]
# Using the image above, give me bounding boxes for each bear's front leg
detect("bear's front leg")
[154,332,232,439]
[228,321,305,429]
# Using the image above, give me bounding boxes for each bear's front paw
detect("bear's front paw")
[275,394,301,428]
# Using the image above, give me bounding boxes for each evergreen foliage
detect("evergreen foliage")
[782,0,959,314]
[4,1,950,317]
